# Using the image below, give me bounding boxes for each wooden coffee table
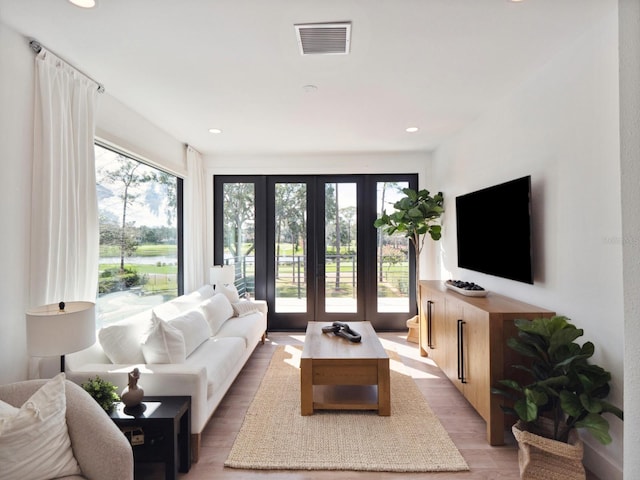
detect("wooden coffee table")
[300,321,390,416]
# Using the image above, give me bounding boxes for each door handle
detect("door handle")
[427,301,434,348]
[457,319,467,384]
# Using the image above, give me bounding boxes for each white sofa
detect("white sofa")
[66,285,267,461]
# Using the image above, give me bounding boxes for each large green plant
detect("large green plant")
[492,316,623,444]
[374,188,444,310]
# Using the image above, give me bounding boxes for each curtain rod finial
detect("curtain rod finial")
[29,39,42,54]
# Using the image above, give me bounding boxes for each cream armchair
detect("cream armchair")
[0,378,133,480]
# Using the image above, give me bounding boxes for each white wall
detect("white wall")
[618,0,640,476]
[0,23,35,383]
[0,21,185,385]
[432,8,624,479]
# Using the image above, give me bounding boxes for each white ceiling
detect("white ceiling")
[0,0,614,156]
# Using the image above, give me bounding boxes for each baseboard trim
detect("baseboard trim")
[582,440,622,480]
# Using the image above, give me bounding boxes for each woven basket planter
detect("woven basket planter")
[512,419,585,480]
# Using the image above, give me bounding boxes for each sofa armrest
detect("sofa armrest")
[248,299,268,319]
[64,381,134,480]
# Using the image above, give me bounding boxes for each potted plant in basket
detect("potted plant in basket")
[492,316,623,479]
[374,188,444,346]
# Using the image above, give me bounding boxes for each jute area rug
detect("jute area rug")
[225,345,469,472]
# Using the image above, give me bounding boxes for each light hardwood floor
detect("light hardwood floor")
[137,331,599,480]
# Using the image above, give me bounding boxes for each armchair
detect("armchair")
[0,378,133,480]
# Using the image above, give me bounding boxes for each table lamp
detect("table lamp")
[209,265,234,290]
[26,301,96,372]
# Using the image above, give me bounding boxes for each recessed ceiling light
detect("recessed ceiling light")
[68,0,96,8]
[208,128,223,134]
[405,127,419,133]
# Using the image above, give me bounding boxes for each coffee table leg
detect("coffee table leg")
[378,358,391,416]
[300,358,313,415]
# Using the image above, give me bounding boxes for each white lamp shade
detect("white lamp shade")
[26,301,96,357]
[209,265,234,287]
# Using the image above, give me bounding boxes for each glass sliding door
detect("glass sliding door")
[274,182,307,313]
[214,173,418,331]
[323,181,358,314]
[376,181,411,313]
[221,182,256,296]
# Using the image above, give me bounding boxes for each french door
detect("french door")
[214,174,417,331]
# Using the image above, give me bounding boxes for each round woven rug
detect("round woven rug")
[225,345,469,472]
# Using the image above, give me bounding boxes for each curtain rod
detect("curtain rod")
[29,39,105,94]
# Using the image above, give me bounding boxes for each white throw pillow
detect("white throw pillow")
[98,313,151,364]
[168,308,212,356]
[232,300,260,318]
[141,313,186,363]
[200,294,234,335]
[218,283,240,304]
[0,400,18,416]
[0,373,81,480]
[170,284,215,312]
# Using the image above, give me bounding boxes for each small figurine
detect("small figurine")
[121,367,144,408]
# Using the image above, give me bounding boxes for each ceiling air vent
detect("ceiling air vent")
[294,22,351,55]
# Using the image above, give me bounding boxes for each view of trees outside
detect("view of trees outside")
[377,181,410,312]
[221,180,411,314]
[325,182,357,313]
[222,183,255,296]
[95,144,179,327]
[274,183,307,312]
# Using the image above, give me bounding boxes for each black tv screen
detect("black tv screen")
[455,176,533,284]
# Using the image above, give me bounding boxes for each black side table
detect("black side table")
[109,396,191,480]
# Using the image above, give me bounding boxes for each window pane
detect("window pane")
[274,183,307,312]
[325,182,357,313]
[96,144,179,328]
[376,181,410,313]
[222,183,255,297]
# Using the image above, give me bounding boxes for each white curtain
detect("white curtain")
[30,49,100,307]
[184,145,207,292]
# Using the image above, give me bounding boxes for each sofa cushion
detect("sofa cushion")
[168,284,215,311]
[0,373,81,480]
[141,313,186,364]
[218,283,240,304]
[200,294,234,335]
[186,337,245,398]
[216,311,265,348]
[168,308,211,356]
[98,312,151,364]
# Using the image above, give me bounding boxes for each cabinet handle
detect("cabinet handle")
[427,301,434,348]
[457,319,467,384]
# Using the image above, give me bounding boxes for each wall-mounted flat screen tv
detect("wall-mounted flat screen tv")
[455,175,533,284]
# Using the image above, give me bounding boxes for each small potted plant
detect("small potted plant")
[81,375,120,413]
[492,316,623,479]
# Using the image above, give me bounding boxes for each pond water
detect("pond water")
[99,255,177,265]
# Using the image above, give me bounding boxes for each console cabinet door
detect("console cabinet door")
[444,300,464,392]
[458,306,491,422]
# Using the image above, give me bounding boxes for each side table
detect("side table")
[109,396,191,480]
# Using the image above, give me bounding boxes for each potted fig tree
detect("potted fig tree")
[374,188,443,346]
[492,316,623,479]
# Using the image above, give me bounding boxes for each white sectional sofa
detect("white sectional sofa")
[65,285,267,461]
